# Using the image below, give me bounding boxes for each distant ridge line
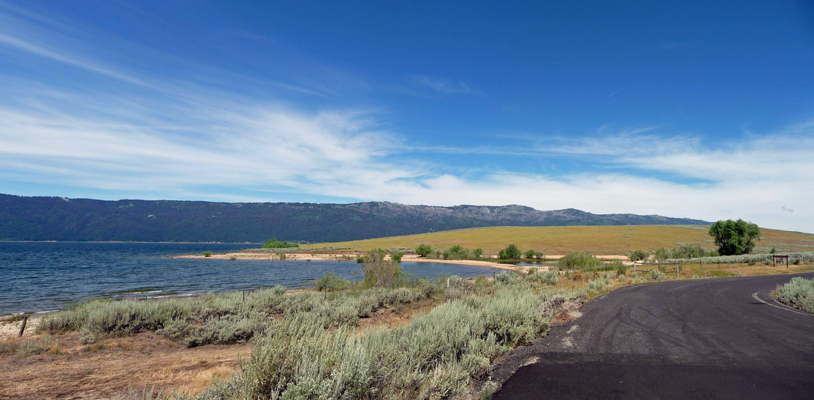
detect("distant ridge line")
[0,193,710,243]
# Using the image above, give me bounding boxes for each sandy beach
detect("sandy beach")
[175,250,534,272]
[176,250,635,269]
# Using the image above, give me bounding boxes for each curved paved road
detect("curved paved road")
[492,273,814,399]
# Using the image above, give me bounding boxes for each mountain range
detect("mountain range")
[0,193,710,243]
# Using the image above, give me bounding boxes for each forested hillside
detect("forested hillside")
[0,194,709,243]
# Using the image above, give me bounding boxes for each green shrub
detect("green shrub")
[776,277,814,314]
[313,273,349,292]
[525,250,536,259]
[654,247,670,262]
[416,244,432,257]
[494,272,520,285]
[667,244,717,260]
[587,278,611,292]
[473,248,483,258]
[528,271,559,286]
[262,239,299,249]
[648,270,667,281]
[629,249,648,262]
[203,251,212,257]
[16,335,55,356]
[441,245,471,260]
[241,314,372,399]
[558,251,602,270]
[186,314,268,347]
[157,318,192,341]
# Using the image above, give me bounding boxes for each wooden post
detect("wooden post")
[18,315,28,337]
[676,263,680,280]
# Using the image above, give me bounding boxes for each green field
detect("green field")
[304,225,814,255]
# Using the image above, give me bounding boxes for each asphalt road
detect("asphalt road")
[492,272,814,400]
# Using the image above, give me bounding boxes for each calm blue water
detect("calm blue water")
[0,242,496,315]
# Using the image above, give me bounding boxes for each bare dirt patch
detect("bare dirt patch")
[0,332,249,400]
[356,300,436,334]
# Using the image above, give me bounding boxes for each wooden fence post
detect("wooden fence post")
[19,315,28,337]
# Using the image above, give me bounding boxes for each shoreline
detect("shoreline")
[174,251,533,271]
[175,250,635,269]
[401,254,526,272]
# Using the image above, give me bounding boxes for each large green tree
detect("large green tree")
[708,219,761,255]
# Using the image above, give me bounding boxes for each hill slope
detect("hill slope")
[308,225,814,255]
[0,193,709,243]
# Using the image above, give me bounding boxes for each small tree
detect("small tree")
[500,244,522,260]
[415,244,432,257]
[525,249,536,259]
[708,219,761,256]
[361,249,401,288]
[473,248,483,258]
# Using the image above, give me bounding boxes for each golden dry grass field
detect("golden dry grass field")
[304,225,814,255]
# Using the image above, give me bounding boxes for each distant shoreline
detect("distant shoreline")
[174,250,531,272]
[0,240,264,244]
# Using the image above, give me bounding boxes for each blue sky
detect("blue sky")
[1,1,813,232]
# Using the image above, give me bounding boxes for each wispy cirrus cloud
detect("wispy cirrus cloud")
[408,74,485,96]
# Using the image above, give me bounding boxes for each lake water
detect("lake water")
[0,242,498,315]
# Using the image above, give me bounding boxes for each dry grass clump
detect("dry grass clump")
[0,335,56,357]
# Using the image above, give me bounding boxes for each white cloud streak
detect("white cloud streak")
[408,75,485,96]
